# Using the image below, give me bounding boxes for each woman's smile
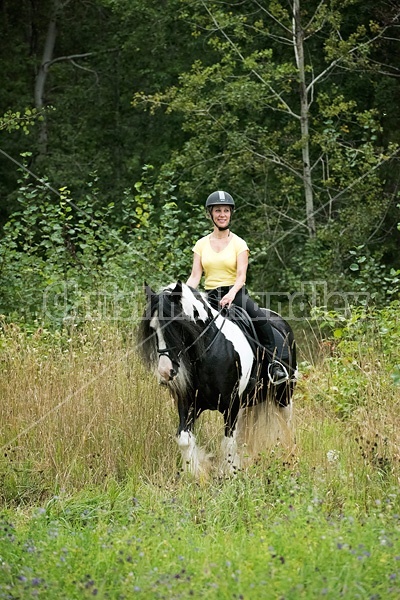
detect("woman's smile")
[212,206,231,220]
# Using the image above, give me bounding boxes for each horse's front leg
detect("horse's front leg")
[220,402,242,476]
[176,399,210,478]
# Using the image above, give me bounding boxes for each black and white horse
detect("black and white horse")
[138,282,297,476]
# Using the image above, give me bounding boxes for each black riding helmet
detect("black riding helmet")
[205,191,235,212]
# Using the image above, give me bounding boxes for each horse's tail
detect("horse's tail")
[235,399,295,467]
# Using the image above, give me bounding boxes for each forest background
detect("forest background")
[0,0,400,325]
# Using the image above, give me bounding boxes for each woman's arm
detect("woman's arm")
[220,250,249,307]
[186,252,203,289]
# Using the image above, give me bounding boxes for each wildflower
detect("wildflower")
[327,450,340,463]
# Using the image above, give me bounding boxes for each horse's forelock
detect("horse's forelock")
[158,289,179,321]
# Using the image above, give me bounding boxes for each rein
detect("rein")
[178,307,227,361]
[156,307,227,366]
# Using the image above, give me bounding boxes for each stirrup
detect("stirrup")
[268,361,289,385]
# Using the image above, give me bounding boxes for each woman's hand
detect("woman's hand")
[220,290,236,308]
[219,250,248,308]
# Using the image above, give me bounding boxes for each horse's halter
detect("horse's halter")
[156,346,180,378]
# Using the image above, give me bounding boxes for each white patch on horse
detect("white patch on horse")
[177,430,210,477]
[150,312,174,383]
[214,313,253,396]
[180,284,209,322]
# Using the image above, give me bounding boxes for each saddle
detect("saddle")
[223,306,290,364]
[222,305,260,355]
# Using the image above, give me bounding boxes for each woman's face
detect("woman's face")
[211,205,232,229]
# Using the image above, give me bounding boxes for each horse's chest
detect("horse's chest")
[194,353,243,405]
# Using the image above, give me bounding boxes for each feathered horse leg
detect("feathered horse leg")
[177,430,211,478]
[219,401,243,476]
[176,399,211,479]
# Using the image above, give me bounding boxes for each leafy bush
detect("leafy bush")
[0,166,208,326]
[308,300,400,417]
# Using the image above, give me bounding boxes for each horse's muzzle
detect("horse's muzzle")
[159,370,177,385]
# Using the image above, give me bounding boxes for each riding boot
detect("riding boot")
[256,322,289,384]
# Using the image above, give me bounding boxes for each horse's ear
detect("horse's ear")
[171,280,183,302]
[144,282,155,299]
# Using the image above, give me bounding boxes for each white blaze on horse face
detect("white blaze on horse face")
[150,313,174,382]
[180,284,209,322]
[215,315,253,396]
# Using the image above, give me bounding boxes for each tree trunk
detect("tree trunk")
[34,0,61,157]
[293,0,316,238]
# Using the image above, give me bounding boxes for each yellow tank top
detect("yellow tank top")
[192,233,249,290]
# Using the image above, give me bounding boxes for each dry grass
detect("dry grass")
[293,331,400,510]
[0,319,399,504]
[0,323,179,499]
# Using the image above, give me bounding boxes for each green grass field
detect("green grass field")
[0,318,399,599]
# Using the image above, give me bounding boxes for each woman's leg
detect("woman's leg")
[233,288,288,383]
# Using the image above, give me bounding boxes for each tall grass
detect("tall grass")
[0,321,181,501]
[1,316,400,598]
[0,316,399,507]
[296,317,400,510]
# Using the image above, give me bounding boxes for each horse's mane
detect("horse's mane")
[137,284,212,369]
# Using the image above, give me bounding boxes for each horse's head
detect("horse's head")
[143,281,210,384]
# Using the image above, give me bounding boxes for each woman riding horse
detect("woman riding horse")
[186,190,288,384]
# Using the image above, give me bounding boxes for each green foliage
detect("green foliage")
[0,476,399,598]
[133,0,400,293]
[345,245,400,302]
[0,0,198,209]
[0,165,207,325]
[0,108,41,135]
[1,0,400,309]
[310,300,400,416]
[119,165,208,287]
[0,169,119,323]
